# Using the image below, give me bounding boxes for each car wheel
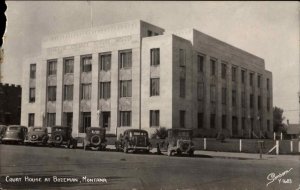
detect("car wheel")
[168,150,174,156]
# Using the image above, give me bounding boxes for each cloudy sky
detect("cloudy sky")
[2,1,299,123]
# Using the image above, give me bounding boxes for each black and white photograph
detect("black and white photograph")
[0,1,299,190]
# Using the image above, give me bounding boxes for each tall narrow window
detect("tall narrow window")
[63,85,73,101]
[267,97,270,112]
[197,82,204,100]
[30,64,36,79]
[222,87,227,105]
[232,66,236,82]
[210,59,216,76]
[210,114,216,128]
[267,120,270,131]
[120,111,131,127]
[257,95,261,110]
[100,53,111,71]
[29,88,35,103]
[47,60,57,76]
[99,82,111,100]
[250,94,254,108]
[180,78,185,98]
[197,54,204,72]
[64,58,74,74]
[120,80,132,97]
[222,115,226,129]
[150,48,160,66]
[249,73,254,86]
[28,113,35,127]
[179,49,186,67]
[81,55,92,72]
[198,113,203,128]
[257,75,261,88]
[242,117,246,130]
[81,84,91,100]
[241,91,246,108]
[241,70,245,84]
[180,110,185,128]
[80,112,91,133]
[210,85,216,103]
[48,86,56,101]
[47,113,56,127]
[150,78,160,96]
[120,50,132,69]
[267,78,270,91]
[221,63,227,79]
[232,89,236,107]
[150,110,159,127]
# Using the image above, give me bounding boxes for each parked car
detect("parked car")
[84,127,107,151]
[48,126,77,148]
[2,125,28,144]
[158,128,194,156]
[115,129,151,153]
[0,125,7,143]
[25,127,49,146]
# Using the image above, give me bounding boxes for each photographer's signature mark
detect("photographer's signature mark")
[266,168,293,187]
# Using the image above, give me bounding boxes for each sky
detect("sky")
[2,1,299,123]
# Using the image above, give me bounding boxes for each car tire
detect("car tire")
[168,150,174,156]
[53,134,63,144]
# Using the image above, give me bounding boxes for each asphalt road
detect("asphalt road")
[0,144,299,190]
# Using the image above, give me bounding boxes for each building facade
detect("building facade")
[0,83,21,125]
[21,20,273,138]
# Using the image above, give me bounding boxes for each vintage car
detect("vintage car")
[115,129,152,153]
[159,128,194,156]
[48,126,77,148]
[83,127,107,151]
[25,127,49,146]
[1,125,28,144]
[0,125,7,143]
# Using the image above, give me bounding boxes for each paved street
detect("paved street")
[0,144,299,190]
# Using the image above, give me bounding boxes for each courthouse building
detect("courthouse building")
[21,20,273,138]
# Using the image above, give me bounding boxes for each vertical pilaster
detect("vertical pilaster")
[203,55,211,131]
[56,58,63,125]
[216,59,222,132]
[91,53,99,127]
[110,51,119,135]
[72,55,80,137]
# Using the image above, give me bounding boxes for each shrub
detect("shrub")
[151,127,168,139]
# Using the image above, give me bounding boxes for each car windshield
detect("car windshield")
[53,128,64,132]
[177,131,191,138]
[33,128,45,132]
[132,132,147,136]
[8,127,20,131]
[91,130,100,134]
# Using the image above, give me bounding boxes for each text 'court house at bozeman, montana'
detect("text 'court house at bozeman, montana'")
[21,20,273,138]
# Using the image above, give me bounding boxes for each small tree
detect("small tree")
[273,106,286,133]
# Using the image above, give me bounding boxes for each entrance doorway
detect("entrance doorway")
[100,112,110,128]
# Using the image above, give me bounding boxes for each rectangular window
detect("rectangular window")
[267,97,270,112]
[64,58,74,74]
[267,120,270,131]
[179,49,186,67]
[29,88,35,103]
[150,48,160,66]
[120,111,131,127]
[99,53,111,71]
[197,54,204,72]
[250,94,254,108]
[210,114,216,128]
[63,85,73,101]
[150,78,160,96]
[257,75,261,88]
[241,91,246,108]
[120,80,132,97]
[241,70,245,84]
[28,113,35,127]
[232,66,236,82]
[249,73,254,86]
[210,85,216,103]
[180,110,185,128]
[210,59,216,76]
[197,82,204,100]
[180,78,185,98]
[81,84,91,100]
[222,87,227,105]
[150,110,160,127]
[267,78,270,90]
[48,86,56,101]
[198,113,203,128]
[120,50,132,69]
[232,89,236,107]
[30,64,36,79]
[47,60,57,76]
[222,115,226,129]
[80,112,91,133]
[221,63,227,79]
[47,113,56,127]
[81,55,92,72]
[99,82,111,100]
[257,95,261,110]
[63,112,73,128]
[242,117,246,130]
